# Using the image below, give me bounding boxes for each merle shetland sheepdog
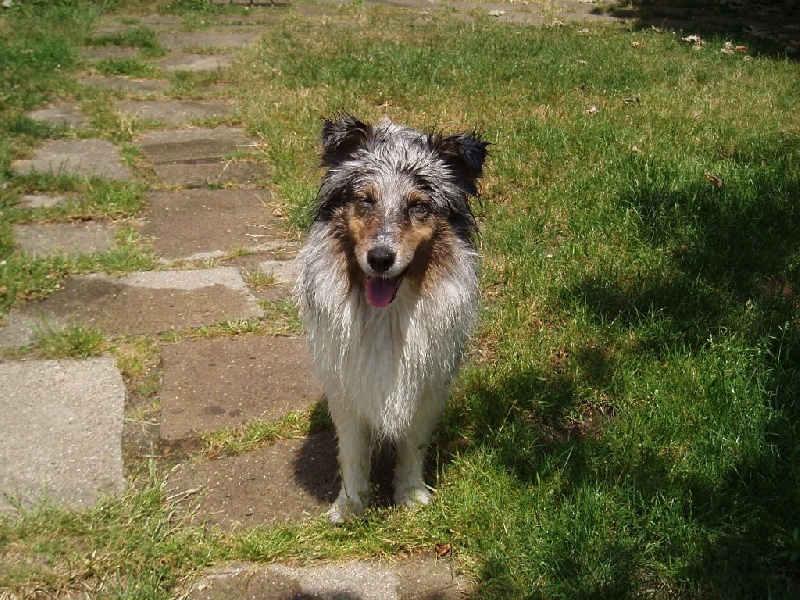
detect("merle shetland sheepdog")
[295,114,488,524]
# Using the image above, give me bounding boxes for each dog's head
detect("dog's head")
[314,114,488,308]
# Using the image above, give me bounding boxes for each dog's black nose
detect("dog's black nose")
[367,246,395,273]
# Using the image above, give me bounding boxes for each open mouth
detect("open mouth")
[365,274,404,308]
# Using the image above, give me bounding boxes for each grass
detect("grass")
[1,0,799,598]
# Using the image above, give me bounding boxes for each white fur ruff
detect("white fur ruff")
[296,223,478,442]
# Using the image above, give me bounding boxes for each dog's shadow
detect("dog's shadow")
[292,399,446,508]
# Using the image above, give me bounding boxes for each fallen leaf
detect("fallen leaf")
[682,35,704,47]
[735,45,748,53]
[435,543,453,557]
[703,171,724,189]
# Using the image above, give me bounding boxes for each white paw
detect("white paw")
[327,493,369,525]
[394,484,433,509]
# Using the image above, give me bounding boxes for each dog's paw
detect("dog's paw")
[327,500,363,525]
[327,497,367,525]
[394,484,433,509]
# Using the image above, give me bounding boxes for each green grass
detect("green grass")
[1,0,799,598]
[85,26,167,59]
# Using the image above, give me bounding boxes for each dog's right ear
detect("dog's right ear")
[321,114,371,167]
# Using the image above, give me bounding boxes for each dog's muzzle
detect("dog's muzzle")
[365,245,403,308]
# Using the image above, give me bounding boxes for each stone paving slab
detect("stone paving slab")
[0,357,125,512]
[116,99,234,125]
[136,127,251,162]
[141,188,282,261]
[26,103,87,129]
[154,160,270,188]
[19,194,68,208]
[157,31,262,52]
[181,555,471,600]
[11,139,134,182]
[157,53,234,72]
[0,267,263,348]
[80,75,170,95]
[159,335,322,440]
[257,259,299,286]
[82,45,140,61]
[14,222,118,257]
[94,14,182,33]
[166,432,337,528]
[135,127,269,187]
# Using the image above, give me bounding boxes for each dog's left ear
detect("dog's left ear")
[430,131,489,184]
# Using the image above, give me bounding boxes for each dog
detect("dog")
[295,114,488,524]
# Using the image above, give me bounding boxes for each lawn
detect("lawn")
[1,0,799,598]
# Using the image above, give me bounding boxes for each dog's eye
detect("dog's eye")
[356,195,376,211]
[408,202,430,219]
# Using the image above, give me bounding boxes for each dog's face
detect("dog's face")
[314,115,488,308]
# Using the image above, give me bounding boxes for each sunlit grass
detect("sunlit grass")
[1,0,799,598]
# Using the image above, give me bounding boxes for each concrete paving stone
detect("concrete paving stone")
[82,45,140,61]
[157,31,261,52]
[136,127,251,162]
[181,554,472,600]
[0,267,263,347]
[0,357,125,512]
[157,53,234,73]
[80,75,170,94]
[153,160,270,188]
[135,127,269,187]
[159,334,322,440]
[11,139,134,182]
[19,194,68,208]
[141,188,283,261]
[14,222,117,258]
[165,432,338,528]
[257,259,299,286]
[116,99,233,125]
[26,103,87,129]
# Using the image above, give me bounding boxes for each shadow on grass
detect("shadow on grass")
[463,139,800,598]
[600,0,800,58]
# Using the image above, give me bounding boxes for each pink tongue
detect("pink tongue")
[366,276,400,308]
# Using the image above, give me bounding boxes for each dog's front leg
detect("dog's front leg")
[393,390,445,509]
[328,400,372,524]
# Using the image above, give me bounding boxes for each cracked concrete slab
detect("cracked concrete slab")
[14,222,118,257]
[0,357,125,512]
[136,127,251,162]
[11,139,134,182]
[159,334,322,440]
[135,127,269,187]
[165,432,338,528]
[0,267,263,348]
[140,188,284,261]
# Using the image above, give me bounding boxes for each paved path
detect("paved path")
[0,3,501,596]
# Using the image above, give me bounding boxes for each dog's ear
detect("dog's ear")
[429,131,489,185]
[321,114,371,167]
